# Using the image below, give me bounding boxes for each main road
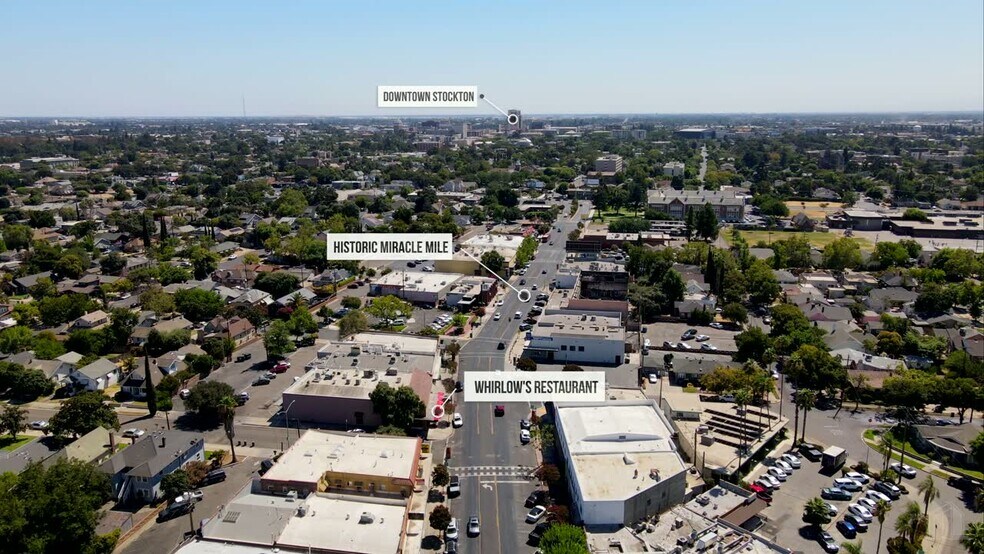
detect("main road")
[449,201,587,554]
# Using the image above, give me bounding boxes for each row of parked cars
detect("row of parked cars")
[817,464,911,550]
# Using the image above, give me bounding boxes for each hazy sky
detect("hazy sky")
[3,0,982,117]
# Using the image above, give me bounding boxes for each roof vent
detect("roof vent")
[359,512,376,524]
[622,453,636,465]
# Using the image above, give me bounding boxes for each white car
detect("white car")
[890,463,917,479]
[857,497,878,510]
[677,342,693,350]
[122,428,145,438]
[494,312,501,320]
[422,266,434,272]
[833,478,863,492]
[762,474,781,488]
[29,420,49,431]
[823,502,838,516]
[467,516,480,536]
[496,299,504,306]
[446,517,459,540]
[864,489,892,504]
[520,429,531,444]
[767,467,787,481]
[174,490,204,504]
[710,322,724,329]
[845,471,870,485]
[452,413,463,428]
[179,388,191,399]
[647,373,659,384]
[848,504,873,522]
[774,460,794,473]
[781,453,801,468]
[695,334,710,342]
[526,505,547,523]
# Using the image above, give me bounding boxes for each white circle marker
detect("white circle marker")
[517,289,531,303]
[432,405,445,419]
[507,113,519,125]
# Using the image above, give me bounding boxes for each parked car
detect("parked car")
[700,343,718,351]
[520,429,531,444]
[173,490,204,504]
[774,460,794,473]
[122,428,145,439]
[526,505,547,523]
[448,475,460,496]
[520,419,532,430]
[844,514,869,532]
[847,504,873,522]
[695,334,710,342]
[252,376,271,386]
[948,475,984,491]
[873,480,902,499]
[528,522,551,545]
[29,420,49,431]
[236,391,249,405]
[833,478,863,491]
[761,474,781,489]
[446,517,459,540]
[823,502,838,516]
[452,413,463,428]
[200,469,227,486]
[857,497,878,511]
[864,489,892,504]
[817,530,840,553]
[681,329,698,340]
[235,352,252,362]
[890,462,917,479]
[845,471,870,485]
[755,479,775,492]
[677,342,692,350]
[767,467,787,481]
[821,487,852,501]
[157,501,192,522]
[781,453,801,468]
[525,490,547,508]
[710,322,724,329]
[836,519,857,539]
[801,446,823,462]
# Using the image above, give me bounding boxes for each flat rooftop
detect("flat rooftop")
[373,270,461,293]
[277,494,406,553]
[557,401,688,502]
[261,430,419,487]
[566,261,627,273]
[201,491,297,546]
[533,313,625,340]
[462,233,524,252]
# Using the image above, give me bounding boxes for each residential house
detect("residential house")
[800,301,853,323]
[273,288,318,309]
[129,315,194,347]
[72,310,109,330]
[120,358,168,399]
[312,268,351,289]
[830,348,907,372]
[4,350,71,383]
[865,287,919,312]
[13,271,52,294]
[204,316,256,346]
[879,270,918,289]
[912,424,980,467]
[99,430,205,503]
[931,327,984,361]
[70,358,120,391]
[45,427,115,467]
[121,256,152,277]
[230,288,273,309]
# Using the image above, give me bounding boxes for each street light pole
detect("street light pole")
[284,400,297,447]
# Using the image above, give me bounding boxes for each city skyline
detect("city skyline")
[3,0,983,117]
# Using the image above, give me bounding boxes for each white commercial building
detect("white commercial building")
[369,270,461,306]
[595,154,624,173]
[525,313,626,365]
[663,161,686,177]
[555,400,689,527]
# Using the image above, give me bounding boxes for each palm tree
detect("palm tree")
[917,475,939,516]
[961,521,984,554]
[735,388,753,467]
[877,432,894,473]
[874,499,892,554]
[803,497,831,528]
[850,373,869,412]
[219,396,238,463]
[840,540,863,554]
[795,389,816,443]
[894,501,924,546]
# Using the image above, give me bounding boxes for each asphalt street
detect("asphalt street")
[449,201,587,554]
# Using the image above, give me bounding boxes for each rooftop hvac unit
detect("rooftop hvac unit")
[359,512,376,524]
[363,369,374,378]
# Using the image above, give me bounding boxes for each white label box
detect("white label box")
[377,86,478,108]
[326,233,454,261]
[464,372,606,403]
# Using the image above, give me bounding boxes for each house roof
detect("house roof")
[47,426,112,465]
[14,271,52,289]
[75,358,118,380]
[99,430,203,479]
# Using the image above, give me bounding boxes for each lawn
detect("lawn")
[784,201,846,220]
[594,209,646,223]
[0,435,33,451]
[725,229,873,250]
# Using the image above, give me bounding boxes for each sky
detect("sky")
[2,0,983,117]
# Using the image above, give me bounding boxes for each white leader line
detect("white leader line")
[460,248,521,295]
[481,95,510,117]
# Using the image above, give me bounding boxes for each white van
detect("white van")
[514,311,521,319]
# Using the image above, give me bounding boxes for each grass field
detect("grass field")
[726,229,873,250]
[0,435,33,451]
[595,209,646,223]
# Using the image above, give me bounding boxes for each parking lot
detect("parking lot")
[754,447,919,554]
[642,321,739,354]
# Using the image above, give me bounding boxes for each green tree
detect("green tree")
[160,469,191,501]
[219,395,238,463]
[341,296,362,309]
[0,404,27,440]
[696,203,719,241]
[273,188,309,217]
[184,381,236,422]
[746,260,781,305]
[539,523,588,554]
[188,246,219,280]
[480,250,505,275]
[794,388,817,443]
[876,331,904,358]
[431,463,450,488]
[0,326,35,354]
[734,327,772,363]
[338,310,369,337]
[365,295,413,322]
[288,307,318,335]
[254,271,301,299]
[874,242,911,269]
[517,358,537,371]
[803,497,832,526]
[874,499,892,554]
[174,288,223,322]
[49,391,120,438]
[961,521,984,554]
[916,475,939,517]
[721,303,748,325]
[894,501,926,547]
[99,252,126,275]
[139,287,176,315]
[822,237,862,271]
[369,382,424,430]
[264,319,295,358]
[429,504,452,534]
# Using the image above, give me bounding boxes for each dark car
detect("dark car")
[873,480,902,499]
[444,539,457,554]
[837,519,857,539]
[259,458,275,475]
[447,475,460,497]
[844,514,868,532]
[157,501,192,522]
[455,380,464,392]
[519,323,533,331]
[252,376,271,386]
[756,491,773,504]
[821,487,852,501]
[524,490,546,508]
[200,469,227,486]
[519,279,526,285]
[236,352,252,362]
[800,444,823,462]
[528,522,551,545]
[494,405,505,416]
[948,475,984,491]
[497,342,505,350]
